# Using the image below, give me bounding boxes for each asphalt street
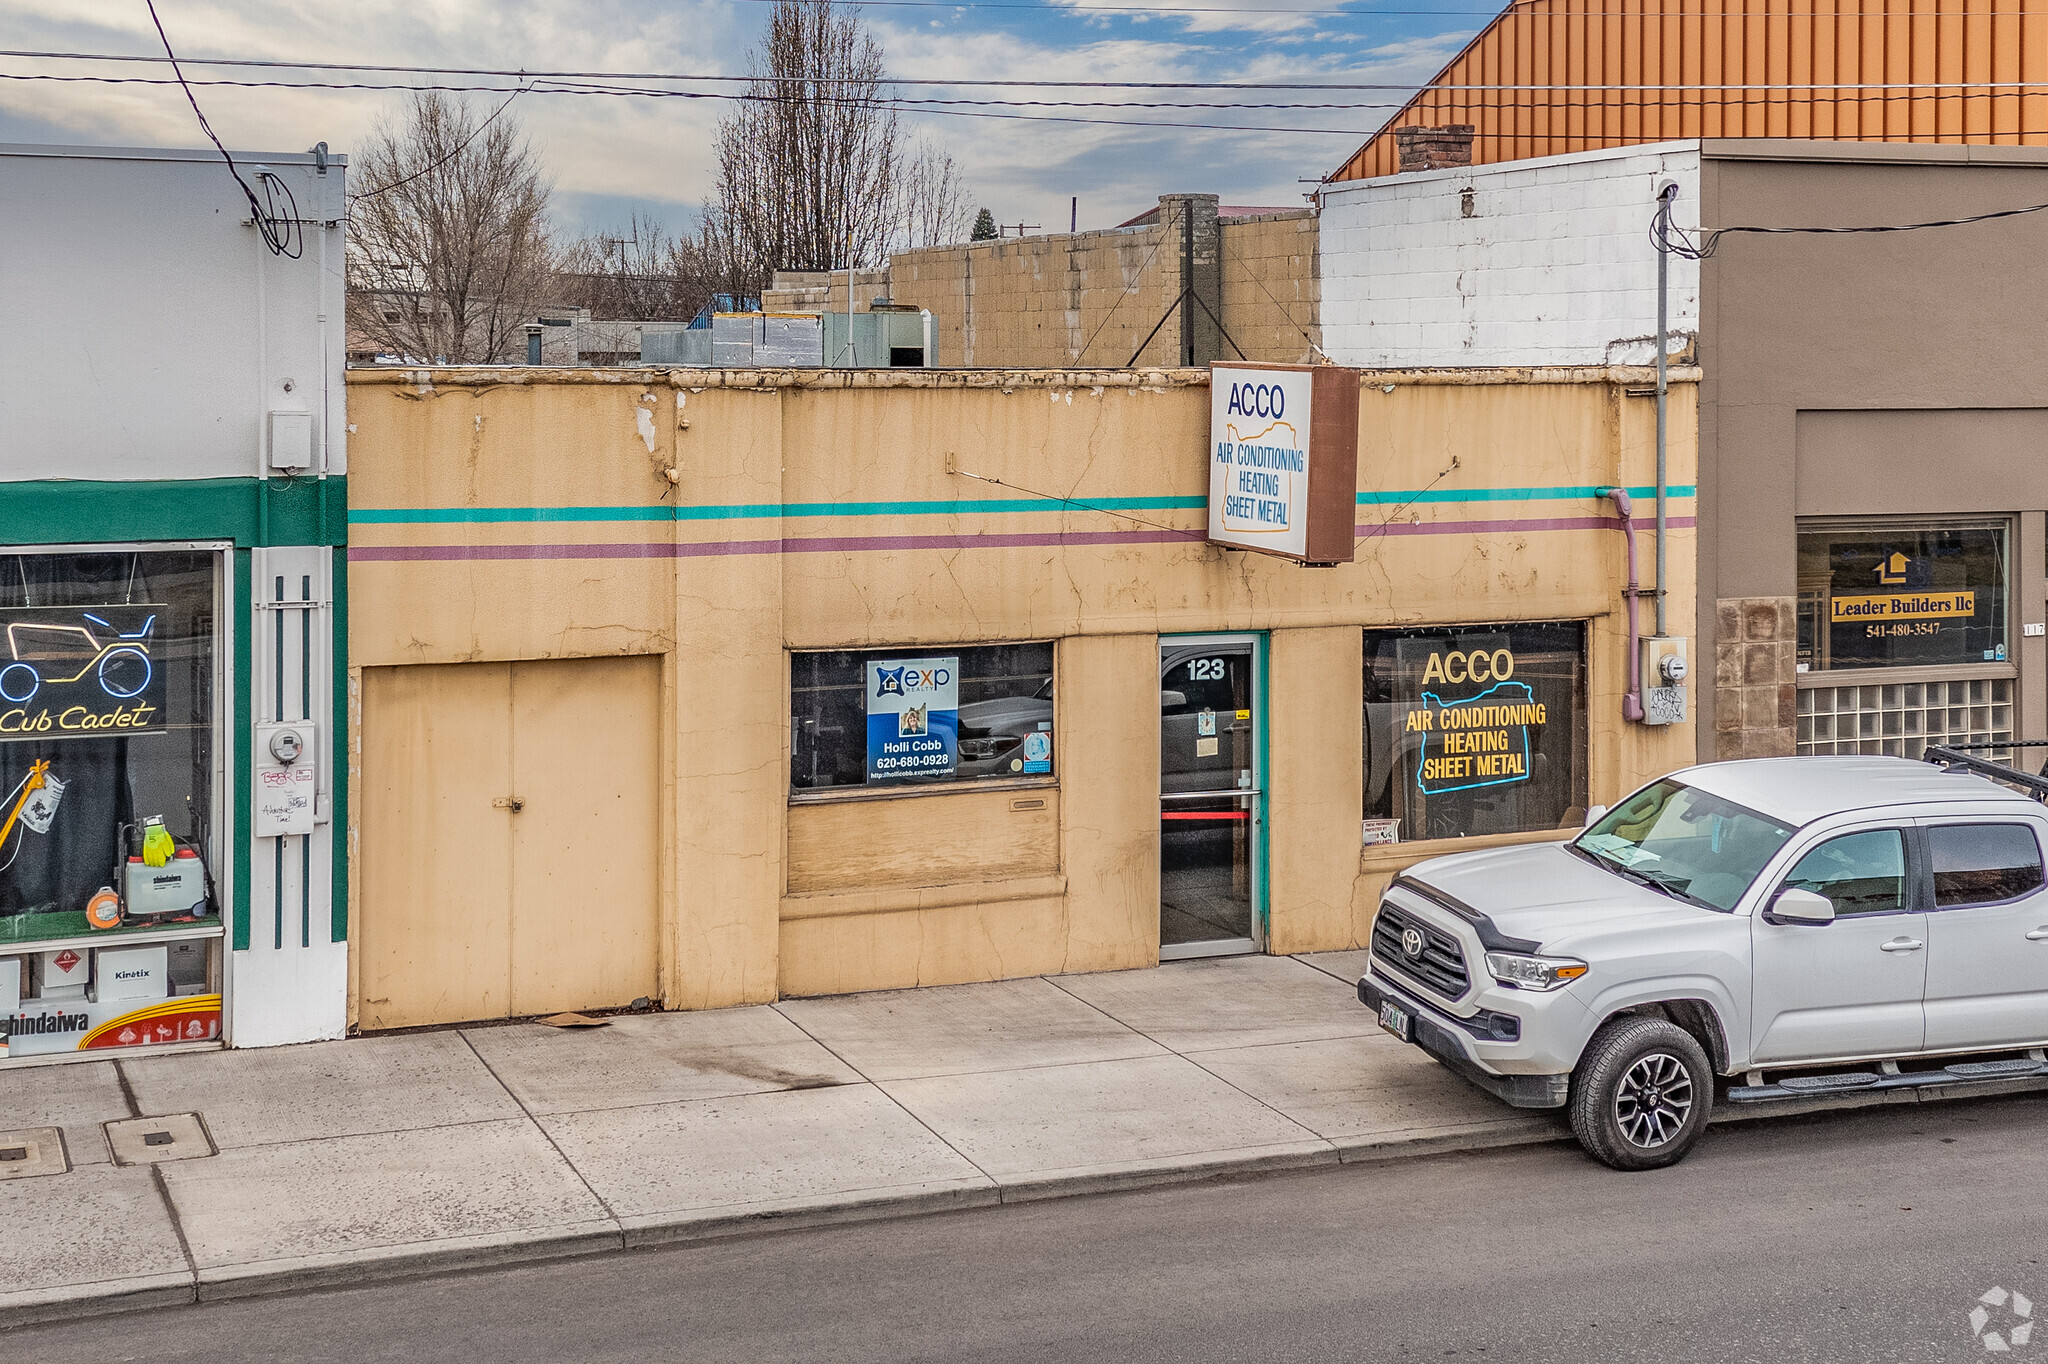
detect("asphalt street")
[6,1093,2045,1364]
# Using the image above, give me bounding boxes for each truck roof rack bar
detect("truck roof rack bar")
[1921,742,2048,802]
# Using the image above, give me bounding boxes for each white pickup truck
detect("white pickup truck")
[1359,754,2048,1169]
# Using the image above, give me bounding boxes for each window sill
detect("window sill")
[1797,662,2017,687]
[1360,825,1573,874]
[789,775,1058,807]
[782,874,1069,921]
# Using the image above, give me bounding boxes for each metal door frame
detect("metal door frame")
[1158,632,1267,959]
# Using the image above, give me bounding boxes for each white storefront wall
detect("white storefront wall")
[1320,141,1704,370]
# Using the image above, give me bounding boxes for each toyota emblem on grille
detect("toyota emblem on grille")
[1400,926,1426,958]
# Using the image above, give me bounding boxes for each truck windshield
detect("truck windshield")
[1573,779,1795,912]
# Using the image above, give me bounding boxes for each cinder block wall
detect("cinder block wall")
[1320,142,1702,369]
[881,207,1319,369]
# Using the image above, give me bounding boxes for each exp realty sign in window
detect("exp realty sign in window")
[1797,521,2009,672]
[791,643,1054,793]
[1364,623,1588,843]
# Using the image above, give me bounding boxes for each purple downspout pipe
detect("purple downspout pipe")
[1605,488,1645,722]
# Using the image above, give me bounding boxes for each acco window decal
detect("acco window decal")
[1365,622,1588,844]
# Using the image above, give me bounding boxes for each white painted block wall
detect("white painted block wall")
[1322,141,1703,369]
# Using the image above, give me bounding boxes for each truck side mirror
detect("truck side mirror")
[1766,887,1836,926]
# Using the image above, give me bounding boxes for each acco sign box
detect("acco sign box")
[1207,363,1360,565]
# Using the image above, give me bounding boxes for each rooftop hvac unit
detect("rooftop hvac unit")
[710,313,760,365]
[757,314,824,366]
[823,308,934,368]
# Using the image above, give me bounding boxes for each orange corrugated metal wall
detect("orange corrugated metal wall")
[1331,0,2048,180]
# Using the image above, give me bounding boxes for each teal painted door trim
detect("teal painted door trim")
[0,477,348,548]
[330,546,349,944]
[1255,632,1271,949]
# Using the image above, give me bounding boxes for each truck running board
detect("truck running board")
[1728,1056,2048,1103]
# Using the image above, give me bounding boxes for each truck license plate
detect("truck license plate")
[1378,1000,1412,1042]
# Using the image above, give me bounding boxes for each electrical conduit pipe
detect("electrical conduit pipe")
[1602,487,1646,722]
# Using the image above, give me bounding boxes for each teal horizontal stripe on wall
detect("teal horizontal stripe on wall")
[0,477,348,547]
[1356,484,1696,505]
[349,495,1210,524]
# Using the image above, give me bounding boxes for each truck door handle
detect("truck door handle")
[1880,938,1924,953]
[2027,928,2048,941]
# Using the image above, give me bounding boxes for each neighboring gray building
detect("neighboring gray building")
[1322,138,2048,768]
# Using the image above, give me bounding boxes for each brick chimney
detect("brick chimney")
[1394,124,1475,173]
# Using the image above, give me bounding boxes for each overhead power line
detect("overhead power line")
[0,73,1389,135]
[1651,191,2048,260]
[22,49,2048,93]
[141,1,301,256]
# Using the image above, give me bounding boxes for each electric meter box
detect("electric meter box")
[1640,636,1690,727]
[95,944,169,1003]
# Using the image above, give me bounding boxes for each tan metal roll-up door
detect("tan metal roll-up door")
[358,656,661,1029]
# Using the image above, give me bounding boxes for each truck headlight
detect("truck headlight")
[1484,952,1588,991]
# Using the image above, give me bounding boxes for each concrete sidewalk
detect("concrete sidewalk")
[0,952,1565,1326]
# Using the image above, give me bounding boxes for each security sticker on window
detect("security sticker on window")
[1197,710,1216,737]
[866,657,959,783]
[1022,730,1052,773]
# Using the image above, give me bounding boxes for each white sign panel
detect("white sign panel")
[1208,368,1316,559]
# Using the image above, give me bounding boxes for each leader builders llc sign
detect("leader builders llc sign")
[1207,362,1360,565]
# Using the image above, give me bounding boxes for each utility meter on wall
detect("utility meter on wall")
[1640,637,1689,727]
[255,722,318,838]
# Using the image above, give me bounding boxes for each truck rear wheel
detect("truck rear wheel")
[1569,1016,1713,1171]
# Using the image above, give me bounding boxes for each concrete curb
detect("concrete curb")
[0,1125,1544,1329]
[12,1081,2039,1331]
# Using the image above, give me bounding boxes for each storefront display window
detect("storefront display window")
[1363,622,1588,844]
[791,642,1055,792]
[1796,520,2010,673]
[0,550,223,1060]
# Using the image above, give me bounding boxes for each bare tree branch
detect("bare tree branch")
[346,91,554,364]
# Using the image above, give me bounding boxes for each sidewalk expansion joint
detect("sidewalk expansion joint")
[458,1030,625,1228]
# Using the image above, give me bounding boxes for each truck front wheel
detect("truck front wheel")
[1569,1016,1713,1171]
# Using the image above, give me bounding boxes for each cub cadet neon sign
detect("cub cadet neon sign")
[0,607,167,742]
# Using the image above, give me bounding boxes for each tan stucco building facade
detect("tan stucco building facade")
[342,364,1699,1027]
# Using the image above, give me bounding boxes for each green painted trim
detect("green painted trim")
[348,495,1206,525]
[0,477,348,547]
[331,546,349,944]
[232,550,253,951]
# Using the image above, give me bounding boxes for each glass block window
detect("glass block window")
[1796,678,2013,760]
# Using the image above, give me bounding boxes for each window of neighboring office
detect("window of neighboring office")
[1795,520,2010,674]
[1362,622,1588,845]
[790,642,1055,794]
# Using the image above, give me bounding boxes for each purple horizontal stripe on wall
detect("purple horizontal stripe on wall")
[348,516,1695,563]
[1355,515,1698,538]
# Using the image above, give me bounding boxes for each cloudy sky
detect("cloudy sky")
[0,0,1486,240]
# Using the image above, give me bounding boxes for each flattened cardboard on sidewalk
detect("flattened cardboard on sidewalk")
[1207,363,1360,565]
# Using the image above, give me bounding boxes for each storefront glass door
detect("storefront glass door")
[1159,636,1262,958]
